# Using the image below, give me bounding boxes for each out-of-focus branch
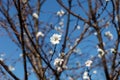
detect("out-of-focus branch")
[63,26,89,67]
[0,60,20,80]
[57,0,89,23]
[61,0,71,52]
[17,0,28,80]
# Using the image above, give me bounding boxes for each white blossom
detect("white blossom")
[32,12,39,19]
[110,48,116,54]
[62,65,68,69]
[83,71,90,80]
[97,48,105,58]
[54,58,64,67]
[36,31,44,38]
[59,21,64,27]
[77,25,80,30]
[50,34,61,45]
[57,10,65,17]
[93,70,97,74]
[104,31,113,40]
[54,26,62,33]
[85,60,93,67]
[8,65,15,71]
[57,67,62,72]
[49,50,53,55]
[19,53,23,57]
[94,32,97,35]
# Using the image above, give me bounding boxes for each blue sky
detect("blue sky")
[0,0,119,80]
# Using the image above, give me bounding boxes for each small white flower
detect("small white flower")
[32,12,39,19]
[8,65,15,71]
[19,53,23,57]
[59,21,64,27]
[83,71,90,80]
[62,65,68,69]
[50,34,61,45]
[36,31,44,38]
[97,48,105,58]
[94,32,97,35]
[85,60,93,67]
[83,71,88,76]
[55,26,62,32]
[77,25,80,30]
[104,31,113,40]
[49,50,53,55]
[57,10,65,17]
[93,70,97,74]
[57,67,62,72]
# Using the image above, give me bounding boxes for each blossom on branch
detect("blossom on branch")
[56,10,65,17]
[85,60,93,67]
[32,12,39,19]
[98,48,105,58]
[50,34,61,45]
[54,58,64,67]
[36,31,44,38]
[83,71,90,80]
[110,48,116,54]
[8,65,15,71]
[104,31,113,40]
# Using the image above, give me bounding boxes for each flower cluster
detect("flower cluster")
[50,33,61,45]
[54,58,64,72]
[56,10,65,17]
[104,31,113,40]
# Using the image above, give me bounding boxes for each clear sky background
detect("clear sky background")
[0,0,119,80]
